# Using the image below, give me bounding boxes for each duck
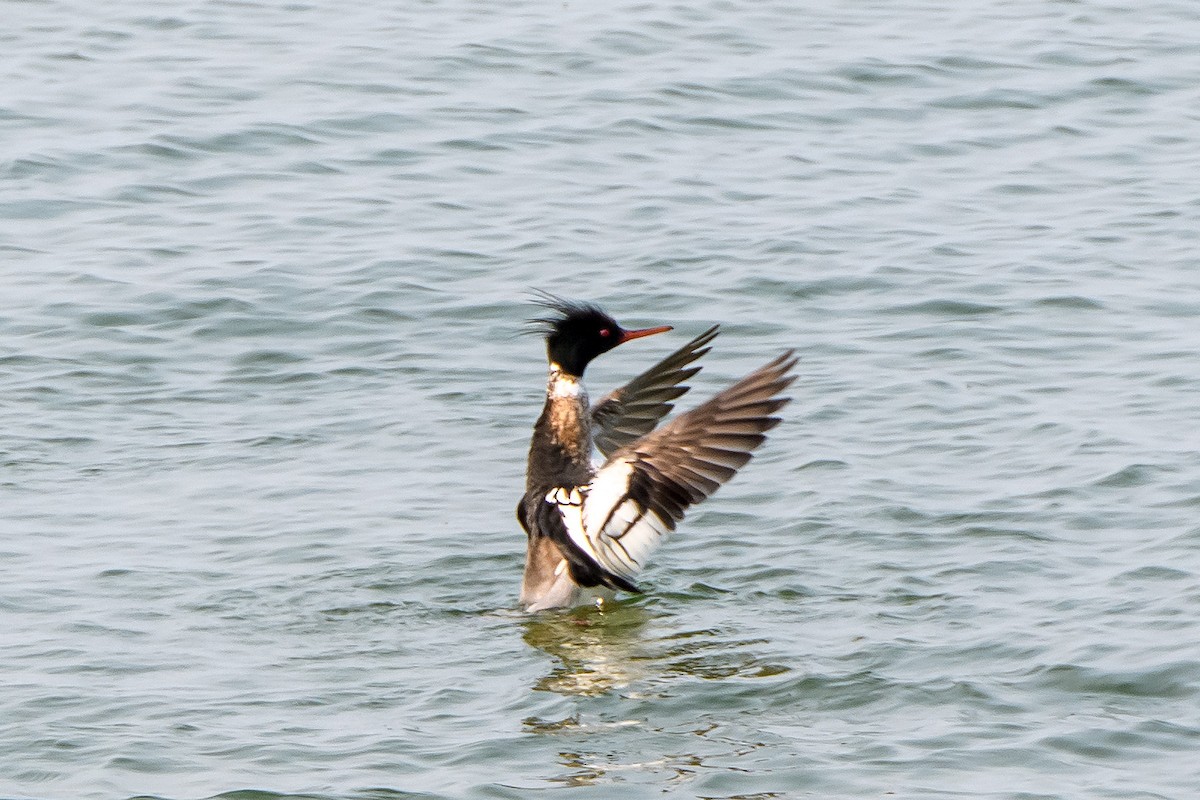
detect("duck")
[517,293,797,611]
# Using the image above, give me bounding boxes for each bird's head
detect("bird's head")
[529,292,671,377]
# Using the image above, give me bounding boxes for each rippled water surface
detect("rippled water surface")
[4,1,1200,798]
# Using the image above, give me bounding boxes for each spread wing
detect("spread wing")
[591,325,720,459]
[564,351,798,583]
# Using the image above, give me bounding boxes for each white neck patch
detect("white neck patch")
[548,365,584,399]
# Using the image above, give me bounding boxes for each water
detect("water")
[4,0,1200,798]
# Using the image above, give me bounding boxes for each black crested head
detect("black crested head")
[528,291,671,377]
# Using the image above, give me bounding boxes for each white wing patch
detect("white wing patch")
[545,485,598,565]
[546,486,583,506]
[545,458,673,583]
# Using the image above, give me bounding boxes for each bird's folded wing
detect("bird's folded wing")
[590,325,720,459]
[571,351,798,582]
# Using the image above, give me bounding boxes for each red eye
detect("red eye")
[598,328,611,337]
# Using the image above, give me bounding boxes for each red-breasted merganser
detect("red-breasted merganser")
[518,293,797,611]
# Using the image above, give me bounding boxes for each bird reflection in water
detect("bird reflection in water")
[519,596,789,790]
[519,601,663,787]
[521,599,655,696]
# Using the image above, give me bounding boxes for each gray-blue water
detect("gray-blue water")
[4,1,1200,798]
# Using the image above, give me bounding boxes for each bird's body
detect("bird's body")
[518,295,796,612]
